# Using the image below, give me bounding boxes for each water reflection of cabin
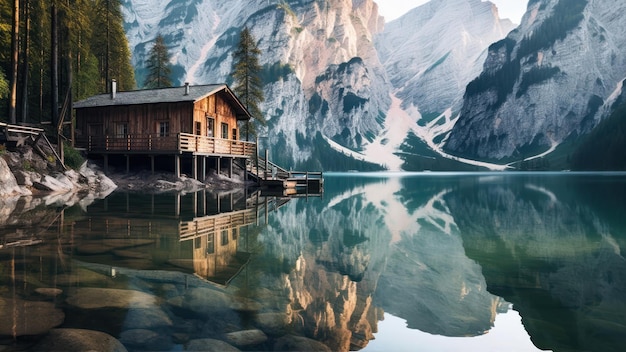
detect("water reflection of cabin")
[73,82,255,178]
[82,191,273,285]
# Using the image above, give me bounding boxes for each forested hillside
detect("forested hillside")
[0,0,134,125]
[571,97,626,170]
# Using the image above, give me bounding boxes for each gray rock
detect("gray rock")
[224,329,267,347]
[34,287,63,298]
[13,170,35,186]
[273,335,332,352]
[0,298,64,336]
[123,308,173,330]
[0,158,21,197]
[185,338,241,352]
[119,328,171,350]
[33,174,72,193]
[66,287,157,309]
[177,287,231,316]
[31,328,127,352]
[255,312,291,335]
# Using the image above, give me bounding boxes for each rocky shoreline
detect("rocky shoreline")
[0,143,252,205]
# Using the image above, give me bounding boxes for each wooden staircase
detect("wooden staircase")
[1,122,67,170]
[241,156,323,196]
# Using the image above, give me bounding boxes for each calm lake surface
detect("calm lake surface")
[1,172,626,351]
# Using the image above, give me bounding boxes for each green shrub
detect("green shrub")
[63,144,85,169]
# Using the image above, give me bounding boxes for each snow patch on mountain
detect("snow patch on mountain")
[374,0,515,168]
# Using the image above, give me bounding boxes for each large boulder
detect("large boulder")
[185,338,241,352]
[0,157,21,197]
[224,329,267,347]
[66,288,158,310]
[273,335,332,352]
[31,328,127,352]
[0,298,65,336]
[33,174,73,193]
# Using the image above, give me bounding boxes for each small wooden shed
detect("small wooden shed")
[73,83,257,179]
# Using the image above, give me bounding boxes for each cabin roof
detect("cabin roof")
[73,84,252,120]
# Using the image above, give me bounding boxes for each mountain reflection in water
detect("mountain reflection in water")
[1,172,625,352]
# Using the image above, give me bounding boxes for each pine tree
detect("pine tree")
[0,68,8,98]
[0,0,134,123]
[231,27,265,140]
[91,0,135,92]
[143,34,172,89]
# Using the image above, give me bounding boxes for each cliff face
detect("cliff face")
[122,0,626,170]
[122,0,517,170]
[444,0,626,161]
[376,0,514,117]
[123,0,390,168]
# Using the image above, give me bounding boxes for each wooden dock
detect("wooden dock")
[245,154,323,195]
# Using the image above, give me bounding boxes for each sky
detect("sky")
[377,0,528,24]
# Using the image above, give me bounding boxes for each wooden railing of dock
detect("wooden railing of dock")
[79,133,256,157]
[1,122,66,170]
[245,155,323,193]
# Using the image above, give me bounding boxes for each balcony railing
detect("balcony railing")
[79,133,256,158]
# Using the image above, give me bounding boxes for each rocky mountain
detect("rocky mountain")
[121,0,516,171]
[377,0,514,119]
[375,0,515,170]
[444,0,626,162]
[122,0,390,170]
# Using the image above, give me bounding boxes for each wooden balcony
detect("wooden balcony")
[79,133,256,158]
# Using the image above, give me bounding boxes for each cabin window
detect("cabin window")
[195,121,201,135]
[158,122,169,137]
[207,117,214,137]
[206,234,215,254]
[232,128,237,140]
[116,123,128,137]
[221,123,229,139]
[221,229,229,246]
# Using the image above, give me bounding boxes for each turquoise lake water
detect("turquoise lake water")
[1,172,625,351]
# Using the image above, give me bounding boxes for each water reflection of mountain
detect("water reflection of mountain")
[444,174,626,352]
[373,176,508,337]
[251,174,508,350]
[250,177,391,351]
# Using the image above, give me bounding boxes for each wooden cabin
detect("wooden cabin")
[73,82,256,179]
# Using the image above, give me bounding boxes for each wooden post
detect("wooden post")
[265,149,268,180]
[126,155,130,173]
[201,190,206,216]
[201,156,206,181]
[174,155,180,178]
[228,158,233,179]
[58,137,64,167]
[150,155,155,175]
[175,193,181,217]
[192,155,198,180]
[103,154,109,173]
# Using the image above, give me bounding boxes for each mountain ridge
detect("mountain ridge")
[444,0,626,162]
